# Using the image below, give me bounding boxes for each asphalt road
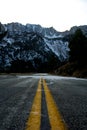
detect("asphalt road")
[0,73,87,130]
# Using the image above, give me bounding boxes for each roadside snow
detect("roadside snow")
[18,73,87,81]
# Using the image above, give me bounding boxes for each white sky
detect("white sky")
[0,0,87,31]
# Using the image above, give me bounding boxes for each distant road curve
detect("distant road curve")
[0,73,87,130]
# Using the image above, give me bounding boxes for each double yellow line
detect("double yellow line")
[25,78,68,130]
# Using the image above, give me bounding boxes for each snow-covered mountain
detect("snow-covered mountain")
[0,22,87,72]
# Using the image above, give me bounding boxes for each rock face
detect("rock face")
[0,22,7,40]
[0,22,87,72]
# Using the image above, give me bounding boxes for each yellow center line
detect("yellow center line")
[43,79,68,130]
[25,79,42,130]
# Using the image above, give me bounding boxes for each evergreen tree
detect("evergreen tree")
[69,29,87,65]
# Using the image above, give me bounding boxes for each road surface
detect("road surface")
[0,73,87,130]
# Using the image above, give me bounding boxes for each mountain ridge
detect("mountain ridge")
[0,22,87,72]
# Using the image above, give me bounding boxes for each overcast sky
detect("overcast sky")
[0,0,87,31]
